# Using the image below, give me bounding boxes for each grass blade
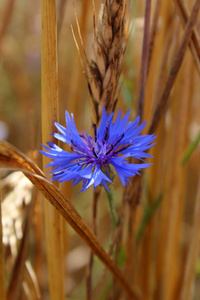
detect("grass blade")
[181,131,200,166]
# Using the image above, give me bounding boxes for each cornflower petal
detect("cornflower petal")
[53,122,69,138]
[41,109,156,192]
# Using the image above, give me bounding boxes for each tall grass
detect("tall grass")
[41,0,65,299]
[0,0,200,299]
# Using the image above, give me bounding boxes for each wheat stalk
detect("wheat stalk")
[84,0,128,123]
[78,1,130,297]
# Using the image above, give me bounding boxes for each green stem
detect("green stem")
[181,131,200,166]
[105,188,118,229]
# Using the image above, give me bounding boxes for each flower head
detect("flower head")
[40,109,156,192]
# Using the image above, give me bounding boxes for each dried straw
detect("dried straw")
[138,0,152,120]
[41,0,65,298]
[180,177,200,300]
[0,183,6,300]
[148,0,200,135]
[175,0,200,74]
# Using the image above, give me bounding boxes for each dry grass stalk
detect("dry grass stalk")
[175,0,200,74]
[180,177,200,300]
[153,49,194,299]
[0,185,6,300]
[41,0,65,298]
[152,17,177,107]
[146,0,174,111]
[0,0,15,46]
[153,83,180,299]
[0,140,141,300]
[148,0,200,135]
[138,0,152,120]
[124,0,200,294]
[147,0,162,73]
[23,261,41,300]
[140,130,164,299]
[140,4,176,280]
[140,4,173,284]
[124,7,172,271]
[161,54,191,300]
[67,0,91,116]
[83,0,128,123]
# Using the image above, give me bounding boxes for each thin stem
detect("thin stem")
[147,0,162,73]
[175,0,200,61]
[138,0,152,121]
[86,188,100,300]
[106,188,119,229]
[181,130,200,166]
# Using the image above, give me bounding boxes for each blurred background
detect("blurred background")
[0,0,200,299]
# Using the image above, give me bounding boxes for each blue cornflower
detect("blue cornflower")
[40,109,156,192]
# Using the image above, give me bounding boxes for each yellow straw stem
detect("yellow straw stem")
[41,0,64,299]
[0,187,6,300]
[180,177,200,300]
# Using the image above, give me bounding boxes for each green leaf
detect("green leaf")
[182,131,200,166]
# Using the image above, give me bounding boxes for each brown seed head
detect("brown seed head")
[86,0,128,123]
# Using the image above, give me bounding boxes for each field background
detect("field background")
[0,0,200,299]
